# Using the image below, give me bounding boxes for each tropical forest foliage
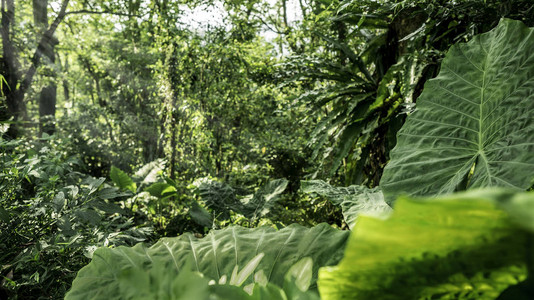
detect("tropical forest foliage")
[1,0,533,299]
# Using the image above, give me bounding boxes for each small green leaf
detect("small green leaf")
[65,185,79,199]
[189,202,213,229]
[95,187,130,200]
[90,199,125,214]
[74,209,101,225]
[87,177,106,195]
[53,191,65,212]
[145,182,176,198]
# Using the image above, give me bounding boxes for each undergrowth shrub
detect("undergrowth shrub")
[0,136,151,299]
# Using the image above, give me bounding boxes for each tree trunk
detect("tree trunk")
[34,0,57,136]
[1,0,24,138]
[38,85,56,135]
[1,0,69,138]
[60,54,70,115]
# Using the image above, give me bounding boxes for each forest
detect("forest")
[1,0,534,299]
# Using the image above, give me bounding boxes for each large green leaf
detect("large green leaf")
[66,223,348,299]
[110,166,136,193]
[318,189,533,300]
[189,201,213,229]
[241,179,289,221]
[380,19,534,203]
[66,254,319,300]
[134,159,165,185]
[301,180,392,229]
[198,179,289,221]
[198,180,239,220]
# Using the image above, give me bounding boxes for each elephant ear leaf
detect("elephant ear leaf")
[380,19,534,203]
[301,180,392,230]
[65,223,348,299]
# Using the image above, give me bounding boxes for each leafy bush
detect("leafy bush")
[197,178,289,226]
[111,166,313,236]
[0,137,151,298]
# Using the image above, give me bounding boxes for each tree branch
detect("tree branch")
[65,9,141,18]
[257,16,286,35]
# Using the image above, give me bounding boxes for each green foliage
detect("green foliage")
[66,224,348,299]
[66,256,319,300]
[0,137,151,298]
[145,182,177,199]
[156,25,310,183]
[286,41,391,185]
[237,178,289,222]
[282,0,421,185]
[110,166,136,193]
[301,180,391,229]
[381,19,534,203]
[141,178,291,229]
[126,172,202,237]
[4,1,534,299]
[318,189,533,300]
[197,180,238,220]
[286,0,534,185]
[131,173,295,237]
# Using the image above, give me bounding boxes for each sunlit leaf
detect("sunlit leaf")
[110,166,136,193]
[145,182,177,198]
[318,189,531,300]
[302,180,391,229]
